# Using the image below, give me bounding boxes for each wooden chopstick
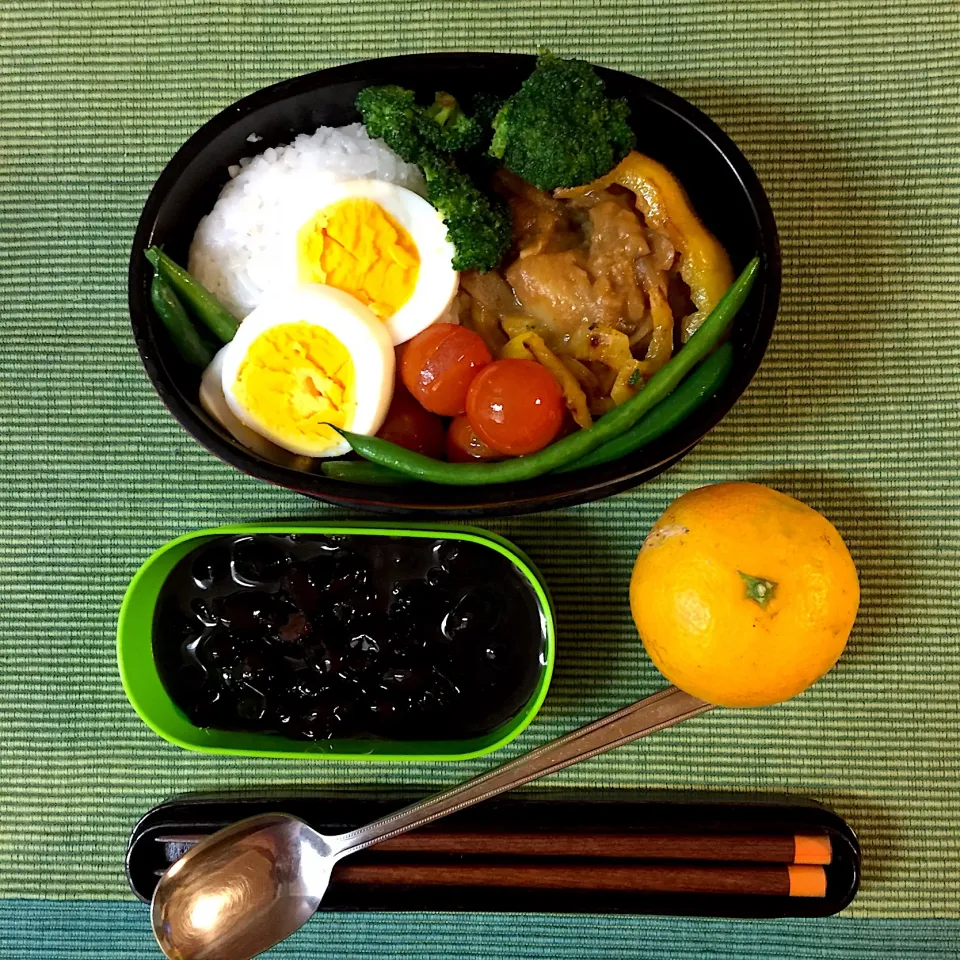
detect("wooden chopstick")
[151,830,832,896]
[153,831,832,866]
[334,862,828,897]
[372,831,833,865]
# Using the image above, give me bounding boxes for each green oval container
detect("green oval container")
[117,522,554,761]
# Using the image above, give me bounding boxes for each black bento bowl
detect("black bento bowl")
[130,53,780,518]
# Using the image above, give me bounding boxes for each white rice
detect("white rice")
[188,123,426,320]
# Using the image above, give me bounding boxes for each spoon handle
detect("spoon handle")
[330,686,713,859]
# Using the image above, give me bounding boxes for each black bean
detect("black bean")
[187,685,232,728]
[298,697,342,740]
[189,598,218,627]
[441,587,501,642]
[190,545,230,590]
[236,687,267,722]
[284,564,326,617]
[433,540,485,580]
[196,628,243,668]
[306,639,343,678]
[154,534,545,742]
[389,581,452,631]
[230,536,288,586]
[481,642,510,671]
[213,592,275,633]
[289,675,328,703]
[277,611,312,644]
[159,597,203,647]
[378,665,425,693]
[326,554,369,599]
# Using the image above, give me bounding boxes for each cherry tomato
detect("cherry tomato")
[401,324,492,416]
[376,384,446,458]
[466,359,565,456]
[446,415,502,462]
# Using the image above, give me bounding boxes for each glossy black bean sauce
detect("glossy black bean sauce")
[153,534,547,742]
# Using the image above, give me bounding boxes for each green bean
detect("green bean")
[556,342,734,473]
[325,347,732,485]
[144,247,239,344]
[321,460,416,485]
[326,345,734,486]
[150,273,216,367]
[339,256,759,485]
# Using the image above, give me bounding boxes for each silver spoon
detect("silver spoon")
[152,685,712,959]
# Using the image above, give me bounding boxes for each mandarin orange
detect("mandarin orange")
[630,483,859,707]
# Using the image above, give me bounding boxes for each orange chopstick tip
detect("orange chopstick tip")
[793,833,833,865]
[788,864,827,898]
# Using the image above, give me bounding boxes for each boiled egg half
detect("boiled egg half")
[293,179,458,344]
[218,284,395,458]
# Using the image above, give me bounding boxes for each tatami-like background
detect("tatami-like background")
[1,0,958,955]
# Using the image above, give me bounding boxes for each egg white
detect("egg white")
[288,179,459,345]
[219,284,396,458]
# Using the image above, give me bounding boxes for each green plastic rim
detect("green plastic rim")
[116,522,555,761]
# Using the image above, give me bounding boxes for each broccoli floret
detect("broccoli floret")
[470,91,505,129]
[490,52,636,190]
[355,85,482,157]
[356,85,509,271]
[424,92,484,151]
[355,84,424,161]
[419,150,511,272]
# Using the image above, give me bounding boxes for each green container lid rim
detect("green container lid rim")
[117,522,555,762]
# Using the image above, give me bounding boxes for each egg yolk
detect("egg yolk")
[233,321,355,453]
[297,198,420,319]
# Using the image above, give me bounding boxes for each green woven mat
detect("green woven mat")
[1,0,958,920]
[3,904,960,959]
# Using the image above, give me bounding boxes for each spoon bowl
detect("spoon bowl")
[152,814,334,960]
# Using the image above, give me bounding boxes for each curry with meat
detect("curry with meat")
[454,152,734,427]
